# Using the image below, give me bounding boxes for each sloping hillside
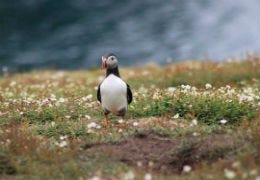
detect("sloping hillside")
[1,55,260,179]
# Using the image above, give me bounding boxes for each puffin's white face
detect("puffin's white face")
[102,55,118,69]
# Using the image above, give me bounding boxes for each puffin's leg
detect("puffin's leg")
[116,108,127,127]
[103,109,111,125]
[104,114,111,125]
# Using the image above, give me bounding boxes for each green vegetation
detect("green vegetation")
[1,55,260,179]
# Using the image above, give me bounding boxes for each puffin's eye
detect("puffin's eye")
[110,57,114,61]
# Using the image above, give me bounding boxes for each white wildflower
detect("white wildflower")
[87,103,93,108]
[133,122,139,126]
[139,87,148,94]
[218,88,225,93]
[118,119,124,124]
[249,169,258,176]
[249,96,255,101]
[50,94,56,101]
[167,87,176,93]
[220,119,228,124]
[122,171,135,180]
[58,97,65,103]
[20,92,28,97]
[191,86,197,92]
[181,84,191,90]
[190,119,198,126]
[203,91,210,96]
[243,87,253,93]
[87,122,97,128]
[51,121,56,127]
[89,176,100,180]
[205,83,212,89]
[65,115,71,119]
[152,91,161,100]
[133,92,138,97]
[59,135,68,140]
[192,132,199,136]
[137,161,142,167]
[10,81,17,87]
[6,139,11,145]
[85,115,91,120]
[226,85,231,89]
[255,176,260,180]
[42,98,49,104]
[182,165,192,173]
[173,113,179,119]
[148,161,154,167]
[255,95,260,100]
[243,95,254,102]
[87,129,94,133]
[98,76,104,82]
[224,169,236,179]
[57,140,67,148]
[6,92,13,97]
[227,89,235,95]
[144,173,152,180]
[231,161,240,168]
[82,94,93,101]
[242,173,248,179]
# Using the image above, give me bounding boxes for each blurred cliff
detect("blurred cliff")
[0,0,259,71]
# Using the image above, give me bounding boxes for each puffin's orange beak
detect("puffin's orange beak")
[101,56,106,69]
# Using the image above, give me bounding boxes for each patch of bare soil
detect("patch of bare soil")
[83,132,247,174]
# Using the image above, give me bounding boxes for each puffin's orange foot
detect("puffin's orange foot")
[103,114,111,125]
[103,121,112,125]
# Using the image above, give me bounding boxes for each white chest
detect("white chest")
[100,75,127,113]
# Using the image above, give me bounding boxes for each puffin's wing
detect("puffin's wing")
[127,84,132,104]
[97,84,101,102]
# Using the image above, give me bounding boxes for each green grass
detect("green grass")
[1,56,260,179]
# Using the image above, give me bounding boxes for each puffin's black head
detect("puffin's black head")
[101,53,118,69]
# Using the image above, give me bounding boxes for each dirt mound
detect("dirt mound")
[83,132,245,174]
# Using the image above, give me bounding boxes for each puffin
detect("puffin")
[97,53,132,125]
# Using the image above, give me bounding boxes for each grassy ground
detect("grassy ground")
[1,55,260,179]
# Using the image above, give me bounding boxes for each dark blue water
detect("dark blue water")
[0,0,259,71]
